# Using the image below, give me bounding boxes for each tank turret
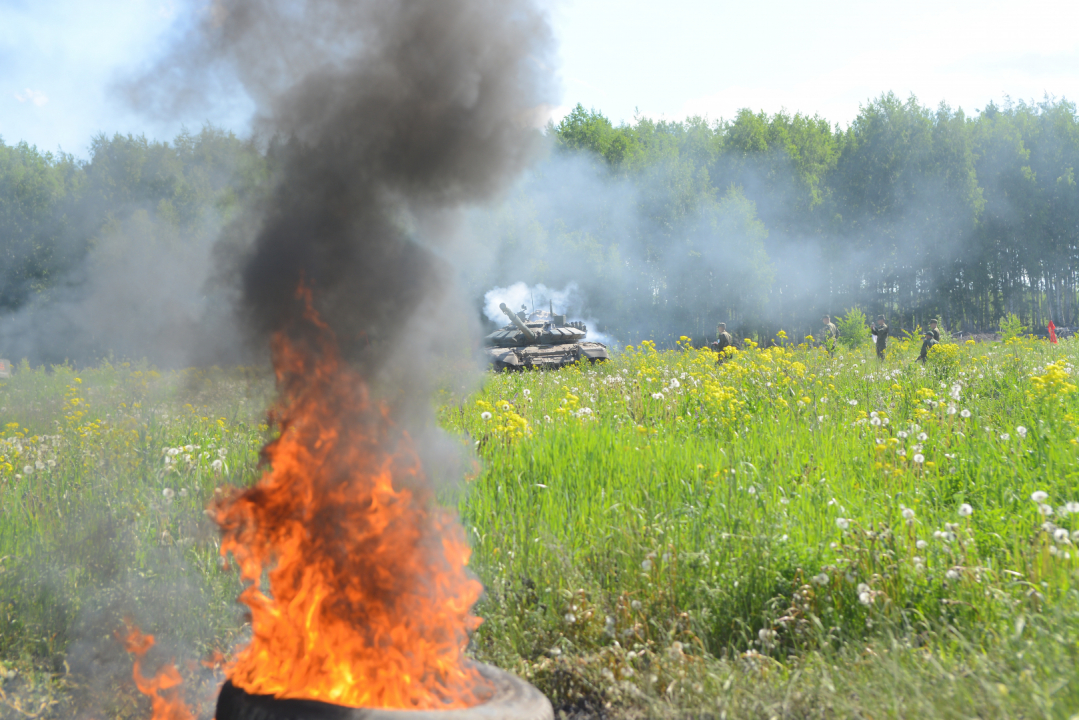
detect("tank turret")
[499,302,536,342]
[483,301,609,371]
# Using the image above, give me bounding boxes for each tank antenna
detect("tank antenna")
[531,291,535,315]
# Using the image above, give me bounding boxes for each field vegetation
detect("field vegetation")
[1,332,1078,718]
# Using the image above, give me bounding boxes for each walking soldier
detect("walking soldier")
[820,315,838,354]
[870,314,888,360]
[917,319,941,364]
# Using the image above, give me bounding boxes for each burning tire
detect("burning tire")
[215,664,553,720]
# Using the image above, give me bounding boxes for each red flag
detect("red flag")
[1048,320,1058,344]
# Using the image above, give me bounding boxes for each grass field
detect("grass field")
[1,332,1078,719]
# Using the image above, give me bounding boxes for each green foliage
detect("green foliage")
[1000,312,1026,343]
[836,307,870,349]
[2,337,1079,717]
[926,341,961,375]
[0,127,267,315]
[447,336,1079,715]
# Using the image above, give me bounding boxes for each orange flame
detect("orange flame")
[120,622,195,720]
[213,289,490,709]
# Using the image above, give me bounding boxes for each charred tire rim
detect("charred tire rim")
[215,663,553,720]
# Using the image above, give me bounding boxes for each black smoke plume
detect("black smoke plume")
[128,0,555,372]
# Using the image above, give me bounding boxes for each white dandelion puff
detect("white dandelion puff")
[1031,491,1049,503]
[836,518,850,530]
[1038,504,1053,516]
[958,503,973,517]
[902,507,915,521]
[913,454,925,464]
[1016,426,1027,438]
[480,411,492,421]
[960,409,971,418]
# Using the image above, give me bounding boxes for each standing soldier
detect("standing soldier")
[712,322,733,362]
[917,318,941,364]
[820,315,838,354]
[870,314,888,360]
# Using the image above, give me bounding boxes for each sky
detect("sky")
[2,0,1077,156]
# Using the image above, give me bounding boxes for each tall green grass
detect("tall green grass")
[0,336,1077,719]
[446,335,1079,717]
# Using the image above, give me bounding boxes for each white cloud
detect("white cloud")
[14,88,49,107]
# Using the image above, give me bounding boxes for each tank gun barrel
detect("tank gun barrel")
[499,302,536,341]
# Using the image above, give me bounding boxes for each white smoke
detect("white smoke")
[483,281,618,347]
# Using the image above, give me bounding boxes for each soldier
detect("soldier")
[917,318,941,364]
[870,314,888,360]
[820,315,838,354]
[712,322,733,361]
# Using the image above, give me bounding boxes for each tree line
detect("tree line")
[1,93,1077,359]
[539,93,1079,341]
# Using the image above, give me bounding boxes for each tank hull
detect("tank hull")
[485,342,608,371]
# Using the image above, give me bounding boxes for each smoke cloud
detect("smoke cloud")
[125,0,555,378]
[482,280,618,346]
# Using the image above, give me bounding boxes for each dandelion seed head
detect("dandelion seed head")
[958,503,973,517]
[836,518,850,530]
[1031,491,1049,503]
[913,453,925,464]
[1016,426,1027,438]
[902,507,915,520]
[960,409,971,418]
[916,539,927,549]
[1038,503,1054,516]
[480,411,492,421]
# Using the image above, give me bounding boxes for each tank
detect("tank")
[484,302,609,371]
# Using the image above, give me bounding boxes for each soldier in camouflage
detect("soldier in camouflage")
[820,315,838,354]
[712,322,733,362]
[870,314,888,360]
[917,318,941,364]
